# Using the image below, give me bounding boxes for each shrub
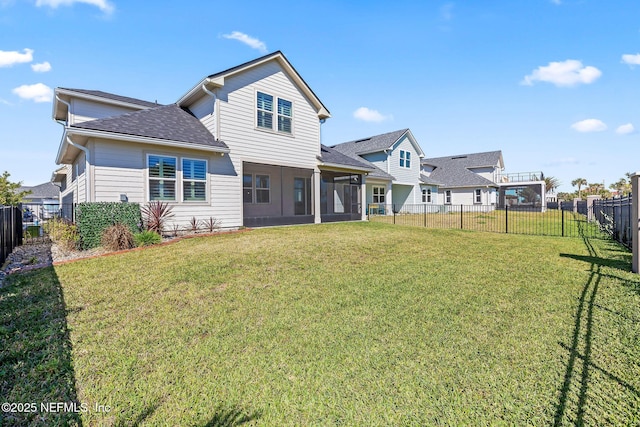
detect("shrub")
[134,230,162,247]
[187,216,200,233]
[203,217,221,233]
[43,217,79,252]
[76,203,142,249]
[101,223,135,252]
[141,201,174,235]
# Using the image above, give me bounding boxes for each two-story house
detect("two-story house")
[51,51,372,229]
[330,129,426,212]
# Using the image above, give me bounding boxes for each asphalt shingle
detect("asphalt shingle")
[59,88,161,108]
[421,151,503,188]
[71,104,228,149]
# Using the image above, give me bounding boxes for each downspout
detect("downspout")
[201,82,219,141]
[66,135,91,202]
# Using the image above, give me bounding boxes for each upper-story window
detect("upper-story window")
[400,150,411,168]
[257,91,293,134]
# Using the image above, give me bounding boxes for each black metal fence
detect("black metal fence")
[367,204,607,239]
[591,196,633,249]
[1,206,23,265]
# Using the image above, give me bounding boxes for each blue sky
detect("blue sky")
[1,0,639,192]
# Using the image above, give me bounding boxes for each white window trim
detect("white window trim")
[255,89,294,136]
[399,150,411,169]
[372,186,386,204]
[427,188,432,203]
[474,188,482,204]
[182,157,208,203]
[445,190,452,204]
[146,153,209,203]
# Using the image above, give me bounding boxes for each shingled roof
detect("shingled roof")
[331,129,410,157]
[58,88,161,108]
[421,151,503,188]
[71,104,228,149]
[319,145,373,171]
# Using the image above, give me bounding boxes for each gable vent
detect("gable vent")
[451,156,467,160]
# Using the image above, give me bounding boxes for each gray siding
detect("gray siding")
[70,98,141,124]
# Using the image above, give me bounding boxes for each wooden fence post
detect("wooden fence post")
[632,172,639,274]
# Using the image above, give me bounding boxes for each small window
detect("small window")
[474,189,482,204]
[445,190,451,204]
[255,175,270,204]
[148,155,177,201]
[278,98,292,133]
[400,150,411,168]
[427,188,432,203]
[243,174,253,203]
[421,189,427,203]
[257,92,273,129]
[183,158,207,201]
[373,186,385,204]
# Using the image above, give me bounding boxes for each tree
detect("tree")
[571,178,587,199]
[0,171,30,206]
[609,173,632,196]
[544,176,560,193]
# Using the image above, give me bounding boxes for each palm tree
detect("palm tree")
[571,178,587,199]
[544,176,560,193]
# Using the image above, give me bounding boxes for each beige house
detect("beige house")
[51,52,372,228]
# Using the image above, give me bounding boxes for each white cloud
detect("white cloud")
[622,53,640,66]
[571,119,607,133]
[31,61,51,72]
[522,59,602,87]
[12,83,53,103]
[222,31,267,54]
[0,48,34,67]
[440,2,454,21]
[35,0,114,14]
[616,123,635,135]
[353,107,392,122]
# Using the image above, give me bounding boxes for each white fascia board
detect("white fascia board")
[176,77,225,106]
[318,162,372,173]
[56,88,154,111]
[57,128,230,164]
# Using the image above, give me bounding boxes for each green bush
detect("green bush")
[76,203,141,249]
[134,230,162,247]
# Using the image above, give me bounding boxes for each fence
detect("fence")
[367,204,607,239]
[1,206,23,265]
[591,196,633,249]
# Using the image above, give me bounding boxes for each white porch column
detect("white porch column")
[314,169,321,224]
[361,175,367,221]
[632,172,639,273]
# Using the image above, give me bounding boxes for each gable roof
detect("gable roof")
[421,150,503,188]
[57,104,229,164]
[318,145,374,172]
[18,182,60,200]
[331,129,413,157]
[177,51,331,119]
[58,88,160,108]
[54,88,160,121]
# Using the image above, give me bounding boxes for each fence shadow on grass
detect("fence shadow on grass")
[0,267,82,426]
[201,404,262,427]
[553,230,640,426]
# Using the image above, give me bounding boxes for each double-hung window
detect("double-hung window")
[422,188,432,203]
[183,158,207,201]
[257,91,293,134]
[474,189,482,204]
[372,186,385,204]
[243,174,271,204]
[257,92,273,130]
[148,155,177,201]
[400,150,411,168]
[445,190,452,204]
[427,188,432,203]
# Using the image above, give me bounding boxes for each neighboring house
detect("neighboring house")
[51,51,372,228]
[17,181,60,219]
[421,150,546,210]
[330,129,425,212]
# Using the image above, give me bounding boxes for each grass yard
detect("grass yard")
[370,209,604,239]
[1,222,639,425]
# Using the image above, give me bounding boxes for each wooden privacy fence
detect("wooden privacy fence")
[0,206,23,265]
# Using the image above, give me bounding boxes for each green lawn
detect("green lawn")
[1,222,639,425]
